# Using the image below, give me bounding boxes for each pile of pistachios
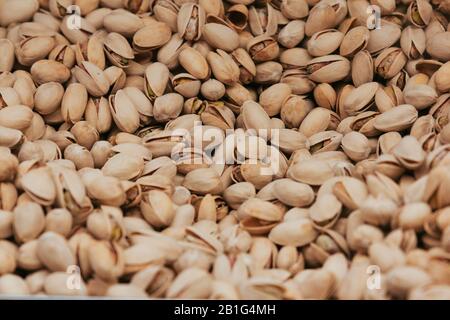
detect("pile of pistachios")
[0,0,450,300]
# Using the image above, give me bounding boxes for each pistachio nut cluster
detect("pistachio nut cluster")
[0,0,450,300]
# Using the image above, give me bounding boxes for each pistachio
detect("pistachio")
[133,22,171,52]
[307,55,351,83]
[202,23,239,52]
[178,47,210,80]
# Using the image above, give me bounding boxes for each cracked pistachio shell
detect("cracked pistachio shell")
[207,49,240,85]
[401,26,426,59]
[89,240,124,281]
[276,128,310,154]
[16,35,55,67]
[339,26,369,57]
[202,23,239,52]
[273,178,315,207]
[373,104,418,132]
[0,87,20,108]
[307,55,350,83]
[333,176,368,210]
[70,121,100,150]
[305,3,337,37]
[117,88,151,124]
[281,95,313,129]
[102,153,144,180]
[177,3,206,41]
[248,4,277,36]
[343,82,378,116]
[247,35,279,62]
[157,33,187,70]
[238,198,284,222]
[49,44,76,69]
[133,21,171,52]
[278,20,305,49]
[30,60,70,84]
[61,83,88,124]
[153,0,179,32]
[131,265,174,298]
[200,103,235,130]
[108,89,140,133]
[374,47,408,79]
[351,50,373,87]
[21,167,56,206]
[287,158,335,186]
[377,132,402,156]
[366,23,401,54]
[103,32,135,68]
[13,202,45,243]
[84,174,126,207]
[375,84,404,113]
[124,243,165,274]
[73,61,110,97]
[259,83,292,116]
[0,105,33,131]
[85,97,113,134]
[313,83,336,109]
[309,130,343,153]
[104,65,126,94]
[231,48,256,84]
[407,0,432,28]
[308,29,344,57]
[36,231,75,272]
[178,47,210,80]
[144,62,169,100]
[140,190,174,228]
[269,218,317,247]
[310,193,342,226]
[87,206,124,241]
[366,172,402,205]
